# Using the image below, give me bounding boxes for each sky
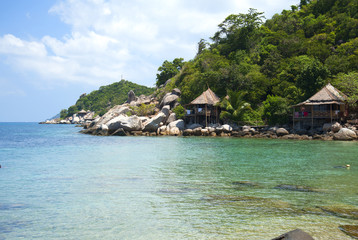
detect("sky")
[0,0,298,122]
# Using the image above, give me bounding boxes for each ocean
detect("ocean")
[0,122,357,239]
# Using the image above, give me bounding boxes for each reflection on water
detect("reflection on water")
[0,123,357,239]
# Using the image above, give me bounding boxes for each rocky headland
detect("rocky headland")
[41,89,358,141]
[76,90,358,141]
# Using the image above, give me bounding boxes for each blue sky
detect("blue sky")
[0,0,297,122]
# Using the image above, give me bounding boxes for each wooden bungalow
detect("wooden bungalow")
[292,83,348,130]
[185,88,221,127]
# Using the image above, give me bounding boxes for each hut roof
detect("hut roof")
[295,83,347,106]
[78,109,88,114]
[190,88,221,105]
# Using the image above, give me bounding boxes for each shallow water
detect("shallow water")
[0,123,357,239]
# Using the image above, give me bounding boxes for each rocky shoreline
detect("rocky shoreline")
[42,89,358,141]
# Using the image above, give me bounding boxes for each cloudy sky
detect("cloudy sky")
[0,0,298,122]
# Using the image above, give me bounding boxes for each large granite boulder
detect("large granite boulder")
[72,116,80,124]
[332,122,342,133]
[106,115,143,132]
[168,120,185,130]
[169,127,180,136]
[222,124,233,133]
[271,229,314,240]
[276,128,289,136]
[160,93,179,108]
[96,105,130,126]
[161,105,170,118]
[143,112,167,132]
[127,90,137,103]
[171,88,181,96]
[166,113,176,124]
[333,128,357,140]
[323,123,334,132]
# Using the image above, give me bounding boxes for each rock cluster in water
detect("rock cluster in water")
[40,110,95,125]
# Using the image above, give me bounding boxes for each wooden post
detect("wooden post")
[330,104,332,123]
[311,105,314,130]
[292,107,295,130]
[205,104,208,127]
[216,106,218,124]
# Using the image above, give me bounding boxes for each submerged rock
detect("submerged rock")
[318,205,358,220]
[271,229,314,240]
[339,225,358,239]
[274,184,320,192]
[232,181,260,188]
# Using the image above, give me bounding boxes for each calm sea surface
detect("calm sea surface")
[0,122,357,240]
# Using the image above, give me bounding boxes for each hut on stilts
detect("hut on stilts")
[292,83,348,130]
[185,88,221,127]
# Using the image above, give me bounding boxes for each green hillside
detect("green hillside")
[157,0,358,124]
[61,80,155,118]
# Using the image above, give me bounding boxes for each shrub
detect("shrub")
[172,105,186,119]
[263,95,290,125]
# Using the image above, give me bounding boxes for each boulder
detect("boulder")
[323,123,334,132]
[333,128,357,140]
[332,122,342,133]
[206,127,216,133]
[183,129,193,136]
[158,125,168,135]
[271,229,314,240]
[72,116,80,124]
[193,127,202,136]
[161,105,171,118]
[143,112,167,132]
[160,93,179,108]
[96,105,130,126]
[106,115,143,132]
[127,90,137,103]
[166,113,176,124]
[171,88,181,96]
[169,127,180,136]
[201,128,209,136]
[242,125,251,131]
[168,119,185,130]
[276,128,289,136]
[222,124,233,133]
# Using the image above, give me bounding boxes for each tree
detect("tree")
[156,58,184,87]
[60,109,68,119]
[218,90,252,123]
[197,39,208,56]
[332,72,358,105]
[172,105,186,119]
[263,95,290,125]
[211,9,265,54]
[296,59,330,99]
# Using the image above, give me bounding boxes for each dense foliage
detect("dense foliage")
[163,0,358,125]
[63,80,154,117]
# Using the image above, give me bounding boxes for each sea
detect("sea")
[0,122,357,240]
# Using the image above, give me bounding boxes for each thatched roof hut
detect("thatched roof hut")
[293,83,348,129]
[295,83,347,106]
[190,88,221,105]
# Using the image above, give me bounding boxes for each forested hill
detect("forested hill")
[61,80,154,118]
[158,0,358,125]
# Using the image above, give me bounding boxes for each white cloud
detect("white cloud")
[0,0,298,88]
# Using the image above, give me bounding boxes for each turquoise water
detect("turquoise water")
[0,123,357,239]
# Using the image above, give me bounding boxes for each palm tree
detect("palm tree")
[218,90,252,123]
